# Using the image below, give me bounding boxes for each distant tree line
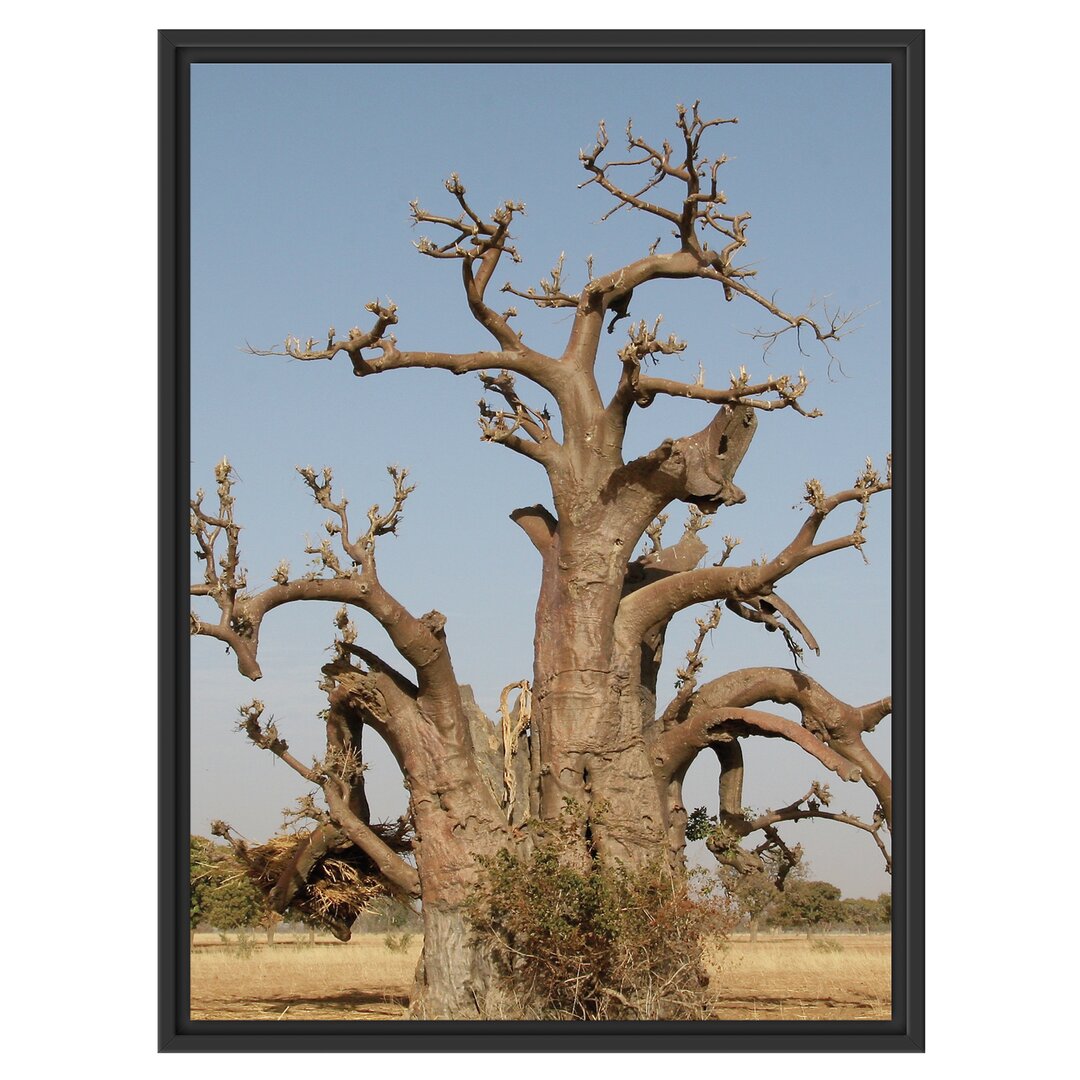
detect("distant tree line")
[714,857,890,939]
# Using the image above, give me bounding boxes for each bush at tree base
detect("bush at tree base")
[465,841,736,1020]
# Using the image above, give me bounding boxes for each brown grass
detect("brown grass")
[190,931,890,1021]
[190,931,420,1020]
[707,933,891,1020]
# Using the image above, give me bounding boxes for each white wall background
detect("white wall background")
[2,5,1072,1077]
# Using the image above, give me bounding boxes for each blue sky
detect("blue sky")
[189,61,893,898]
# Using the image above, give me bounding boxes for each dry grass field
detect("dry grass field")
[191,932,420,1019]
[190,931,890,1021]
[709,933,891,1020]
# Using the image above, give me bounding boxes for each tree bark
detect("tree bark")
[409,904,502,1019]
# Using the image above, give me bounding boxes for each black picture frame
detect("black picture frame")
[160,28,924,1053]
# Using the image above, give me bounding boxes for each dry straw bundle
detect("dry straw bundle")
[243,829,391,937]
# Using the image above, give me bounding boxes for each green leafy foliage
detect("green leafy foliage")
[840,896,887,931]
[686,805,754,846]
[771,879,843,932]
[189,834,266,932]
[685,806,717,842]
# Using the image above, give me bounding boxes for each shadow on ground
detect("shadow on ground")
[192,988,411,1021]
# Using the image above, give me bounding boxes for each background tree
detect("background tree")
[722,853,806,942]
[687,803,805,942]
[191,103,893,1018]
[189,834,265,940]
[189,835,214,948]
[840,896,886,933]
[772,880,844,937]
[878,890,893,923]
[717,865,782,943]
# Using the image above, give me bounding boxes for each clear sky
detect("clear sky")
[189,61,893,899]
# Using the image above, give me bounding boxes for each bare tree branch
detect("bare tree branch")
[657,666,893,826]
[297,463,415,567]
[702,772,890,878]
[501,251,581,309]
[615,456,891,645]
[723,591,819,669]
[410,174,526,351]
[190,460,461,703]
[736,290,869,364]
[560,104,859,377]
[510,504,559,556]
[234,700,421,897]
[656,707,865,789]
[476,368,561,466]
[657,603,723,729]
[740,784,892,875]
[619,364,822,419]
[245,297,566,401]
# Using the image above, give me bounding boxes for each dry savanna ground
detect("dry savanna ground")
[708,933,890,1020]
[190,931,890,1021]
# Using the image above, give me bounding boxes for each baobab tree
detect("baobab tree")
[190,102,892,1019]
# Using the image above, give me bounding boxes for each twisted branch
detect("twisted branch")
[476,369,559,465]
[190,461,459,700]
[615,455,892,646]
[655,666,893,827]
[234,701,420,897]
[709,781,891,876]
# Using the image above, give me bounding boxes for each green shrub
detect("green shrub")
[466,844,733,1020]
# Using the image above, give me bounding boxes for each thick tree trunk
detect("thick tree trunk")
[402,550,679,1015]
[527,511,671,872]
[402,709,520,1018]
[409,904,504,1019]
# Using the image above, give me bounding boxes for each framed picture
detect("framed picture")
[162,29,924,1052]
